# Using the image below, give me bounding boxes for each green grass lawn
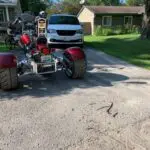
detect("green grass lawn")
[85,34,150,69]
[0,44,9,52]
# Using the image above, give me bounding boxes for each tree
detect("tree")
[63,0,120,6]
[46,0,121,16]
[141,0,150,39]
[46,0,82,15]
[46,3,63,16]
[61,1,82,15]
[20,0,29,12]
[20,0,47,14]
[87,0,120,5]
[126,0,144,6]
[59,0,120,15]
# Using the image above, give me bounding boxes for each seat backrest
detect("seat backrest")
[36,36,47,45]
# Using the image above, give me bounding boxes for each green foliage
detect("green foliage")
[46,0,121,16]
[95,25,140,36]
[126,0,144,6]
[20,0,47,14]
[61,1,82,15]
[46,4,62,16]
[95,26,113,36]
[87,0,120,5]
[46,1,82,15]
[20,0,29,12]
[0,44,9,52]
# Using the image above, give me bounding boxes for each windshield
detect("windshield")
[49,16,80,25]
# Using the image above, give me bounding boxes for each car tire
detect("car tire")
[0,67,18,90]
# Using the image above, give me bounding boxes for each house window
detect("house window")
[124,16,133,26]
[102,16,112,27]
[0,9,5,22]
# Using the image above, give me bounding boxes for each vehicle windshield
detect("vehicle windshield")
[49,16,80,25]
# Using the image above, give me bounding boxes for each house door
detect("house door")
[82,22,92,35]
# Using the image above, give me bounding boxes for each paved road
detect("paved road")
[1,48,150,150]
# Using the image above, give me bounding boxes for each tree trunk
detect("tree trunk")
[141,0,150,39]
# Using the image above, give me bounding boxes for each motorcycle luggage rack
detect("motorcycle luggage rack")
[31,60,58,74]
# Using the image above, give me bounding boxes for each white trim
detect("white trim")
[77,6,94,17]
[5,6,9,21]
[102,16,112,27]
[124,16,133,26]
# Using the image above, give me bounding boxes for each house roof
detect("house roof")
[0,0,17,6]
[79,6,145,16]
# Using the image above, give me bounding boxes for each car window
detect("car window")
[49,16,80,25]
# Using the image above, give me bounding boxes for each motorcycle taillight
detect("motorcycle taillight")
[42,48,50,55]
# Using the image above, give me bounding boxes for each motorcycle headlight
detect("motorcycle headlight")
[76,29,83,34]
[47,29,57,34]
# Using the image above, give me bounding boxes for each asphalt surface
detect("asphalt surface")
[1,47,150,150]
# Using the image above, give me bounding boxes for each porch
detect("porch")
[0,6,16,31]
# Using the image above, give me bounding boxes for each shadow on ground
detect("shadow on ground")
[0,69,129,100]
[0,44,131,100]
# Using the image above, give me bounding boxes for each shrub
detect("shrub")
[131,25,140,34]
[95,25,102,36]
[113,25,124,35]
[102,28,114,36]
[94,25,140,36]
[95,26,114,36]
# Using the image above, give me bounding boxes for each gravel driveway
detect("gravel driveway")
[1,47,150,150]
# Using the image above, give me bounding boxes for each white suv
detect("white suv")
[46,14,84,48]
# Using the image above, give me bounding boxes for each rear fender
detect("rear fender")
[64,47,86,61]
[0,53,17,68]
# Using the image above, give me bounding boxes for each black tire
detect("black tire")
[64,56,87,79]
[0,67,18,90]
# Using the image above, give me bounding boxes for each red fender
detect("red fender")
[20,34,31,45]
[64,47,85,61]
[0,53,17,68]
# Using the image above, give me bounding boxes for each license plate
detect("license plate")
[41,55,52,63]
[63,37,70,41]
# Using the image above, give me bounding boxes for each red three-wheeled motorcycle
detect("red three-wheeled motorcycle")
[0,13,87,90]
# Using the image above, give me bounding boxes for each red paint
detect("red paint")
[20,34,31,45]
[64,47,85,61]
[41,47,50,55]
[36,44,47,51]
[0,53,17,68]
[36,44,51,55]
